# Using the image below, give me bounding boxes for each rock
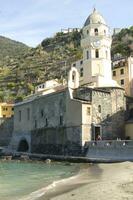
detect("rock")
[45,159,51,164]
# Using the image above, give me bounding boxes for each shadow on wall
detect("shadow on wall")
[91,109,126,141]
[0,117,14,147]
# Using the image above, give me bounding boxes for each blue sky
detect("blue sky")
[0,0,132,47]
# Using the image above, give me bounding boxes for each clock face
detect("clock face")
[93,40,101,48]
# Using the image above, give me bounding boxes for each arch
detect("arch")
[94,28,98,36]
[68,67,79,89]
[72,71,76,82]
[18,139,29,152]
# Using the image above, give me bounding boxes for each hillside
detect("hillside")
[0,27,133,103]
[0,31,82,102]
[0,36,29,67]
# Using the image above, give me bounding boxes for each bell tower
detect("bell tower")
[80,9,116,87]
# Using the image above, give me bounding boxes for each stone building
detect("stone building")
[10,9,127,155]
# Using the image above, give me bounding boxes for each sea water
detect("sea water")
[0,161,78,200]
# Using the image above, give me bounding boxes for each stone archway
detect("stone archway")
[18,139,29,152]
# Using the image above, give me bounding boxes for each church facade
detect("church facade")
[10,9,128,156]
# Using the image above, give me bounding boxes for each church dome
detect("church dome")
[84,8,106,26]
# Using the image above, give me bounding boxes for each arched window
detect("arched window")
[104,30,106,35]
[98,105,101,113]
[95,49,99,58]
[94,28,98,36]
[72,71,76,82]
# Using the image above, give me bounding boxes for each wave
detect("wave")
[19,174,78,200]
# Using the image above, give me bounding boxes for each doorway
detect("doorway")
[94,126,101,140]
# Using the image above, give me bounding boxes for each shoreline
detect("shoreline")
[41,162,133,200]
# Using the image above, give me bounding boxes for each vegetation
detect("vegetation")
[112,26,133,57]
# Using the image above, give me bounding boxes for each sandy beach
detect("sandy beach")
[42,162,133,200]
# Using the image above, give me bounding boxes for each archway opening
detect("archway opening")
[18,139,29,152]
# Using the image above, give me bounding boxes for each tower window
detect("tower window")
[95,49,99,58]
[106,50,108,59]
[94,28,98,36]
[98,105,101,113]
[120,69,124,75]
[87,50,89,59]
[80,68,83,77]
[87,30,89,34]
[120,79,124,85]
[113,71,116,76]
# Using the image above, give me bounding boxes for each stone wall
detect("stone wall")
[91,88,126,140]
[86,140,133,160]
[31,126,82,156]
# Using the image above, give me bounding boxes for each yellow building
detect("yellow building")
[112,56,133,96]
[0,103,14,118]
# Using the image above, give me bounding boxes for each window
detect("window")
[120,68,124,75]
[60,115,63,125]
[35,120,37,129]
[72,71,76,82]
[19,111,21,121]
[87,30,89,34]
[98,105,101,113]
[87,107,91,115]
[80,60,83,65]
[94,28,98,36]
[120,79,124,85]
[41,109,44,118]
[80,68,83,77]
[27,108,30,120]
[87,50,89,59]
[12,108,14,111]
[106,50,108,59]
[104,30,106,35]
[73,63,76,67]
[95,49,99,58]
[46,118,48,127]
[113,71,116,76]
